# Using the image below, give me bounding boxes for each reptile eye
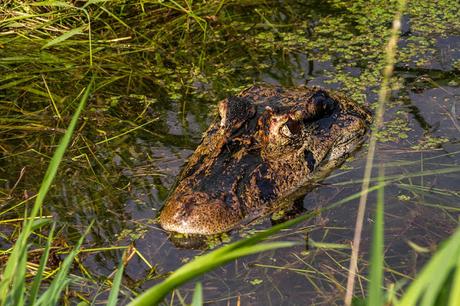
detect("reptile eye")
[280,119,301,138]
[280,124,292,138]
[286,119,301,134]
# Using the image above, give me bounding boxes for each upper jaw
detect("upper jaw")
[159,191,242,235]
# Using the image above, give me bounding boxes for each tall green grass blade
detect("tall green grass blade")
[29,223,56,305]
[420,252,458,306]
[448,255,460,306]
[31,218,52,231]
[42,26,85,49]
[8,243,27,306]
[82,0,110,9]
[398,228,460,305]
[367,168,385,306]
[385,282,403,305]
[191,283,202,306]
[35,222,93,306]
[106,255,125,306]
[30,1,74,8]
[344,0,406,303]
[0,79,93,305]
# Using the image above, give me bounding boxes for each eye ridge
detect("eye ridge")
[280,124,293,138]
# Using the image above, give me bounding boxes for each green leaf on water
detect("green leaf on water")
[308,239,350,249]
[30,1,74,8]
[250,279,263,285]
[407,241,430,253]
[191,283,203,306]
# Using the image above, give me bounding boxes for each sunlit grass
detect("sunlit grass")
[367,168,385,306]
[345,0,406,303]
[396,226,460,306]
[0,80,92,305]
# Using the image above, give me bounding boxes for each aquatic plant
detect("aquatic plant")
[0,81,92,305]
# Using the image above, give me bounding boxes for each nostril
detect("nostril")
[303,150,316,172]
[306,90,338,120]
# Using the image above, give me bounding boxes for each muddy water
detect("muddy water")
[1,2,460,305]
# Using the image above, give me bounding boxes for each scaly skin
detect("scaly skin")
[159,85,372,235]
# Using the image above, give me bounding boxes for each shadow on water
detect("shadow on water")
[0,0,460,304]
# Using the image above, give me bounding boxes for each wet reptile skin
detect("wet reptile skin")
[159,85,372,235]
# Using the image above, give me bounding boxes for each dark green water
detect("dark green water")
[1,1,459,304]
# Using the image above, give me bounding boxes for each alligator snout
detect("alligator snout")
[159,191,243,235]
[158,85,371,235]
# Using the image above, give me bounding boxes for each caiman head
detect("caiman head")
[159,85,371,235]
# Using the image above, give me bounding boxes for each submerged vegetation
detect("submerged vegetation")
[1,0,460,305]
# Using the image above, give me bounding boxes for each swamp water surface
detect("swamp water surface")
[1,1,460,305]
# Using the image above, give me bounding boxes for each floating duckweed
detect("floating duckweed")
[412,135,450,150]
